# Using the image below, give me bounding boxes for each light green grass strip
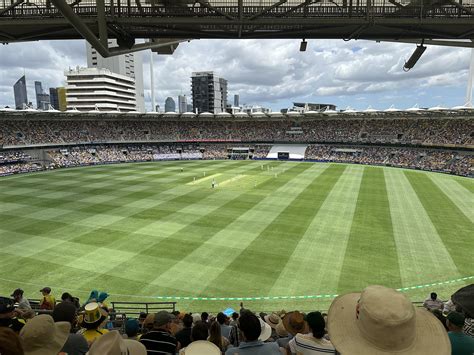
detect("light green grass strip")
[145,164,329,295]
[428,174,473,223]
[268,165,363,298]
[405,171,474,276]
[384,169,460,287]
[337,167,401,292]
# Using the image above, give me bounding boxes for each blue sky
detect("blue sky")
[0,39,472,111]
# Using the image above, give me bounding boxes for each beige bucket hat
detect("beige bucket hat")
[328,285,451,355]
[20,314,70,355]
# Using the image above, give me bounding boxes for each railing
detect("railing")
[110,301,177,316]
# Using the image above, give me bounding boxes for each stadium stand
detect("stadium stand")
[0,114,472,177]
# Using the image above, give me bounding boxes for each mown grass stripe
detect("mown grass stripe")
[429,174,473,223]
[270,165,363,300]
[405,171,473,276]
[385,169,460,287]
[197,164,346,298]
[82,162,310,295]
[337,167,401,292]
[456,178,474,194]
[145,163,329,297]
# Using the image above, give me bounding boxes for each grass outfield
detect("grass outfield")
[0,160,472,312]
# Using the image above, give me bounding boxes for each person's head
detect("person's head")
[446,311,465,331]
[328,285,451,355]
[201,312,209,322]
[305,312,325,339]
[138,312,147,325]
[87,330,147,355]
[52,301,77,326]
[231,312,239,321]
[208,321,221,344]
[191,321,209,341]
[0,327,24,355]
[39,287,51,296]
[0,297,15,322]
[125,319,140,338]
[182,313,193,328]
[238,311,261,342]
[153,311,173,332]
[81,302,108,330]
[430,292,438,301]
[142,313,155,334]
[19,314,70,355]
[216,312,227,325]
[61,292,73,302]
[11,289,24,303]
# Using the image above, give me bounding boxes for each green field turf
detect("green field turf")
[0,160,472,312]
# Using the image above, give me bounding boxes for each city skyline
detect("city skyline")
[1,39,473,111]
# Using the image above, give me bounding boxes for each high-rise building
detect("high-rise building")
[191,72,228,114]
[165,97,176,113]
[234,94,239,107]
[65,67,136,112]
[13,75,28,109]
[34,81,50,110]
[49,87,67,111]
[86,40,144,112]
[178,95,187,113]
[186,104,193,113]
[49,87,59,110]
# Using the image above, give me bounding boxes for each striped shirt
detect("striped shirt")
[288,333,336,354]
[140,330,178,354]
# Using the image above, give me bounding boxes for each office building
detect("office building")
[34,81,50,110]
[165,97,176,113]
[234,94,239,107]
[178,95,187,113]
[186,104,193,113]
[13,75,28,109]
[50,87,67,111]
[86,40,144,112]
[65,67,136,112]
[191,71,227,114]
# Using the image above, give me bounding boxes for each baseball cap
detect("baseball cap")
[154,311,173,327]
[447,311,465,328]
[40,287,51,293]
[11,289,24,297]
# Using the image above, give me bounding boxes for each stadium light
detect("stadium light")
[403,42,427,72]
[300,39,307,52]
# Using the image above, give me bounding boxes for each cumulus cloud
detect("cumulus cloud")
[0,38,472,110]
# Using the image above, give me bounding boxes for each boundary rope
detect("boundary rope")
[0,275,472,301]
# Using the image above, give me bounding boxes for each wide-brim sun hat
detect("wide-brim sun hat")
[327,285,451,355]
[451,284,474,316]
[258,318,272,341]
[264,312,281,329]
[20,314,70,355]
[275,320,289,337]
[184,340,221,355]
[87,330,147,355]
[282,311,308,335]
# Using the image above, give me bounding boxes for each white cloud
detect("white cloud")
[0,38,472,110]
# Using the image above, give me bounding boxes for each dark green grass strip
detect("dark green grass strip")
[337,167,401,293]
[201,164,346,296]
[87,163,313,288]
[405,171,473,275]
[456,179,474,194]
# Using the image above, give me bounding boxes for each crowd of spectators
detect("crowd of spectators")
[305,145,473,176]
[1,143,471,177]
[1,284,473,354]
[1,117,472,147]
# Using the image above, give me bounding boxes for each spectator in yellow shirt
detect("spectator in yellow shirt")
[39,287,56,310]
